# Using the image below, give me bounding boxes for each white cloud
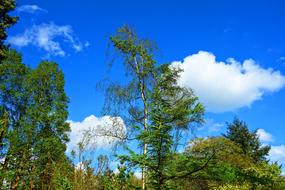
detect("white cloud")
[269,145,285,164]
[16,5,47,13]
[8,23,88,57]
[171,51,285,112]
[67,115,126,153]
[268,145,285,175]
[257,129,274,142]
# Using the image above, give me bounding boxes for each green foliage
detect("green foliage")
[182,136,285,190]
[106,25,160,189]
[0,14,284,190]
[104,25,157,127]
[20,61,70,189]
[224,118,270,162]
[140,65,204,189]
[0,0,18,58]
[52,160,74,190]
[110,26,204,190]
[0,50,71,189]
[0,50,29,188]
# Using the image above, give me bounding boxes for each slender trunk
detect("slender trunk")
[30,166,35,190]
[0,112,9,150]
[134,57,148,189]
[142,142,147,189]
[11,175,20,190]
[141,86,148,190]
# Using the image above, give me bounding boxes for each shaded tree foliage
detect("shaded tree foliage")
[0,0,18,58]
[181,136,285,190]
[137,65,204,189]
[103,25,158,189]
[224,118,270,163]
[0,50,71,189]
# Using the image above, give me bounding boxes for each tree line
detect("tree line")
[1,1,285,189]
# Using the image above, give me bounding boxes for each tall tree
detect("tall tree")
[103,25,157,189]
[0,58,71,189]
[136,64,204,189]
[0,0,18,59]
[224,118,270,162]
[0,50,29,188]
[0,0,19,182]
[105,26,205,189]
[24,61,70,189]
[0,1,18,174]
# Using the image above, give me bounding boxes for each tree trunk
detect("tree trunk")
[11,175,20,190]
[134,56,149,190]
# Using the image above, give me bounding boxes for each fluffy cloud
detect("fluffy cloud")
[269,145,285,164]
[16,5,47,13]
[67,115,126,152]
[257,129,274,142]
[8,23,89,57]
[171,51,285,112]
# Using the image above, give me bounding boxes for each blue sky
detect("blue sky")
[6,0,285,168]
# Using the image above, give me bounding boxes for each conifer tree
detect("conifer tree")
[224,118,270,162]
[139,65,204,189]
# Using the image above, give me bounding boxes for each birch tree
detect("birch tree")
[102,26,157,189]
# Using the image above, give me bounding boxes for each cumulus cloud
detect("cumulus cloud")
[8,23,89,57]
[67,115,126,153]
[171,51,285,112]
[16,5,47,13]
[269,145,285,164]
[257,129,274,142]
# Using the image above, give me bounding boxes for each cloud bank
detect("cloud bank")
[8,23,89,57]
[171,51,285,112]
[67,115,126,152]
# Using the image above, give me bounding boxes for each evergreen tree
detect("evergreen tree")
[224,118,270,162]
[0,0,18,59]
[140,65,204,189]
